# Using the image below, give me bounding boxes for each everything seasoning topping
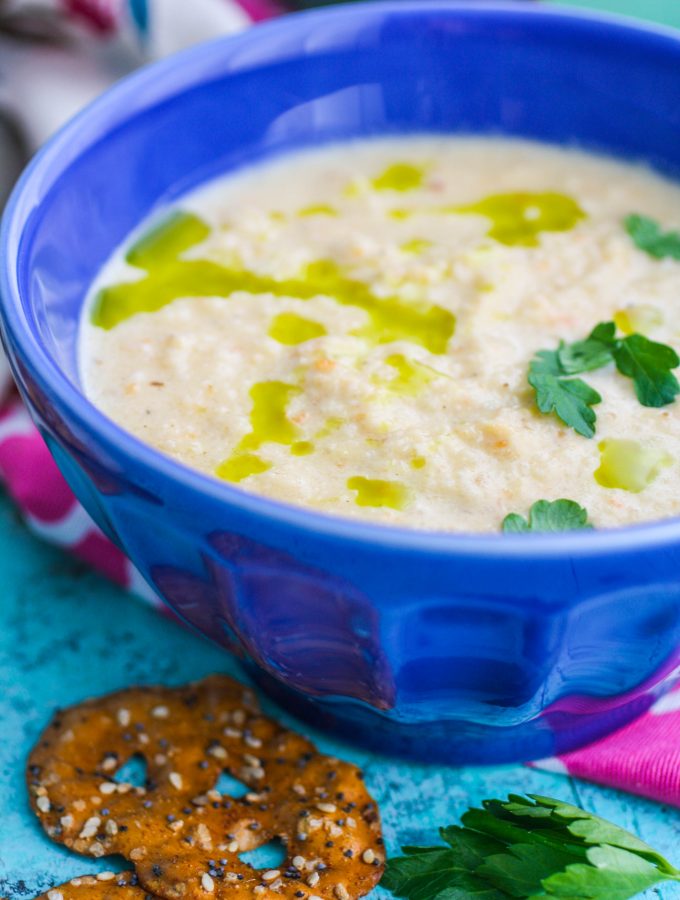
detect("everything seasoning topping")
[27,675,383,900]
[37,872,147,900]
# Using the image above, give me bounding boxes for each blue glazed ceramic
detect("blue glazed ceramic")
[3,1,680,764]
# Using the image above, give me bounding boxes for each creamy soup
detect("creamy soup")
[80,137,680,532]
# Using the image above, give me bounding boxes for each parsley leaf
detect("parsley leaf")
[502,499,592,533]
[528,322,679,434]
[528,349,602,438]
[613,333,680,407]
[625,213,680,260]
[383,794,680,900]
[557,321,617,374]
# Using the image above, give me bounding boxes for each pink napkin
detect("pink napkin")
[1,393,680,801]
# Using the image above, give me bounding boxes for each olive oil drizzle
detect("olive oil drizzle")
[89,179,586,510]
[91,213,455,355]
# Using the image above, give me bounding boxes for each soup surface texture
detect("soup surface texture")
[81,137,680,532]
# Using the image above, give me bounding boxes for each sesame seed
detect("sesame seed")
[169,819,185,832]
[262,870,281,882]
[47,891,64,900]
[363,848,376,864]
[223,727,242,739]
[89,841,105,858]
[293,784,306,796]
[201,873,215,893]
[316,802,337,814]
[245,735,262,749]
[36,796,51,813]
[155,753,167,766]
[152,705,170,719]
[307,873,319,888]
[79,816,101,839]
[169,772,183,790]
[195,823,213,850]
[228,840,239,853]
[60,814,74,829]
[99,782,117,795]
[101,755,117,772]
[335,885,350,900]
[105,820,119,836]
[130,847,146,861]
[117,709,131,727]
[96,872,115,882]
[243,753,261,767]
[309,896,324,900]
[292,856,306,869]
[232,710,246,726]
[208,745,228,760]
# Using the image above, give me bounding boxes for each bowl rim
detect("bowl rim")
[4,0,680,562]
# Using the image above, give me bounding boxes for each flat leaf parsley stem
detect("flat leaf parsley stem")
[528,321,679,437]
[383,794,680,900]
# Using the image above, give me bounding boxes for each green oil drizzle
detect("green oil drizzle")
[382,353,435,396]
[298,203,338,217]
[388,209,412,221]
[92,216,455,354]
[216,452,271,483]
[315,417,343,439]
[595,439,672,493]
[268,312,327,345]
[238,381,301,451]
[217,380,302,481]
[410,456,426,470]
[291,441,314,456]
[453,192,586,247]
[613,305,663,336]
[126,211,212,268]
[372,162,427,192]
[347,476,409,510]
[303,260,454,354]
[401,238,432,254]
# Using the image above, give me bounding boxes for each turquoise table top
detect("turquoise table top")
[2,494,680,896]
[3,1,680,895]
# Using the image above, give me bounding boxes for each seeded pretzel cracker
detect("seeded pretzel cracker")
[37,872,150,900]
[28,675,384,900]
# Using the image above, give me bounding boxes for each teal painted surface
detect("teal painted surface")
[550,0,680,29]
[0,489,679,896]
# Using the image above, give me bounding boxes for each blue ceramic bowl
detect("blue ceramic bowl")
[3,1,680,765]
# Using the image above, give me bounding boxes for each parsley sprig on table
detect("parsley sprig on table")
[625,214,680,260]
[528,321,679,437]
[502,499,592,533]
[383,794,680,900]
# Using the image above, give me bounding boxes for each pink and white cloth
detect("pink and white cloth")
[1,0,679,808]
